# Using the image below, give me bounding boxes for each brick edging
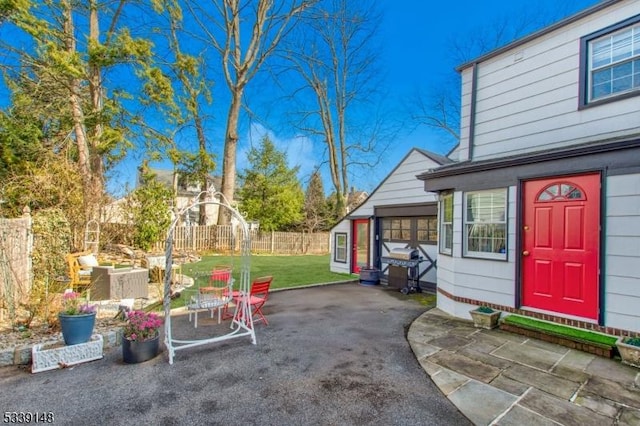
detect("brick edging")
[437,287,639,338]
[499,322,615,358]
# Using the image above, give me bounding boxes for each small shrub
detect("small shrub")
[476,306,495,314]
[17,209,71,328]
[624,337,640,347]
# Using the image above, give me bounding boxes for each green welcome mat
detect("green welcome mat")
[502,315,618,347]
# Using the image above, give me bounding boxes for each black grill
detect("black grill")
[382,248,423,294]
[381,257,420,268]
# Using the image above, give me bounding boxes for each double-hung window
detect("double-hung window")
[439,193,453,255]
[463,189,507,260]
[582,15,640,105]
[334,233,347,263]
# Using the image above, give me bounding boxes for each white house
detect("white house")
[418,0,640,335]
[330,148,451,290]
[102,169,223,226]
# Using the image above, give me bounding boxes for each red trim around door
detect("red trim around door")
[352,219,369,274]
[521,174,600,320]
[522,173,600,320]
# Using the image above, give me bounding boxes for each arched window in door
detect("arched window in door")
[536,182,586,202]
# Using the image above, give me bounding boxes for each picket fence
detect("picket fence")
[0,210,33,322]
[151,225,330,255]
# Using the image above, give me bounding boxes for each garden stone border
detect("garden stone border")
[0,327,122,368]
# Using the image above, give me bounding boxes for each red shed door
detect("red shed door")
[352,219,369,274]
[522,174,600,320]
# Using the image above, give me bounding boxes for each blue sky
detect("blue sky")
[105,0,600,197]
[362,0,601,187]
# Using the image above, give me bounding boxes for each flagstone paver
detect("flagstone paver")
[448,380,517,425]
[492,340,564,371]
[502,364,581,400]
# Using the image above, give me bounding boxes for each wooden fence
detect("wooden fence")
[150,225,330,255]
[0,210,33,321]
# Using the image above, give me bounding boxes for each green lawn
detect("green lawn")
[180,254,354,290]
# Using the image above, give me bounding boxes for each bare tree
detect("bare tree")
[183,0,316,224]
[410,1,589,149]
[283,0,388,217]
[164,1,216,225]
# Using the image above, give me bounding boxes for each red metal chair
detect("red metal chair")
[225,276,272,327]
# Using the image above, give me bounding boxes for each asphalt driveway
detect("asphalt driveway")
[0,282,470,425]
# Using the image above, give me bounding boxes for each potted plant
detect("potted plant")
[616,336,640,368]
[58,290,97,345]
[469,306,501,329]
[122,310,163,364]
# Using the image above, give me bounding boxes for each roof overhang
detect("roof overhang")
[417,137,640,192]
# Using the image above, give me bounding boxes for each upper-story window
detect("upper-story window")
[581,15,640,106]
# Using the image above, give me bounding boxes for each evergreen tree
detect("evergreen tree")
[238,137,304,232]
[303,170,330,232]
[130,162,173,251]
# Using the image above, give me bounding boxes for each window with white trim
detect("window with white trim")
[439,192,453,255]
[583,15,640,104]
[463,189,507,260]
[334,233,347,263]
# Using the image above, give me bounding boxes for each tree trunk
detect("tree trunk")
[63,1,93,221]
[194,113,210,225]
[218,90,243,225]
[87,0,104,221]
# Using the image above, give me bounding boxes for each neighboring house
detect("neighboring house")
[417,0,640,335]
[145,168,222,225]
[330,148,451,289]
[102,169,223,226]
[345,188,369,213]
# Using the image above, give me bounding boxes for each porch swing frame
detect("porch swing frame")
[163,191,256,364]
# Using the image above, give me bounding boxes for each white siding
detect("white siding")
[329,149,443,274]
[604,174,640,332]
[329,220,351,274]
[438,175,640,334]
[452,191,463,258]
[460,0,640,161]
[352,149,441,217]
[436,187,517,308]
[441,1,640,334]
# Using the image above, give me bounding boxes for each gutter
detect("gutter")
[416,137,640,180]
[468,63,479,160]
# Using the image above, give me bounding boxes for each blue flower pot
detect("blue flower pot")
[122,334,160,364]
[359,268,380,286]
[59,313,96,345]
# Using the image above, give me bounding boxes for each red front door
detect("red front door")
[352,219,369,274]
[522,173,600,320]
